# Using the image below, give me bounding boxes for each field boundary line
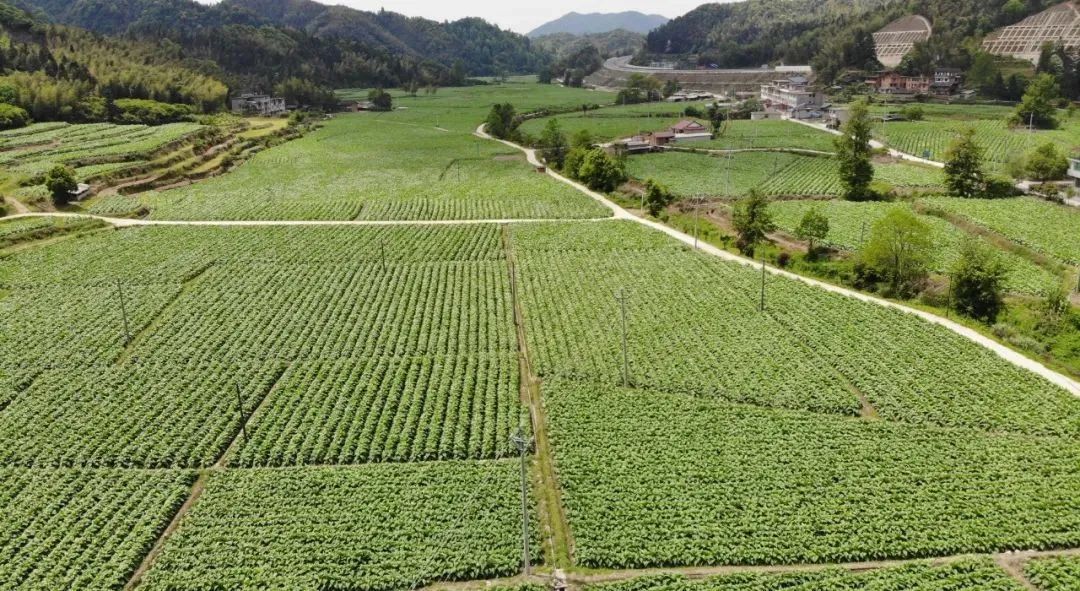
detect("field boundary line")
[215,362,292,468]
[476,125,1080,398]
[408,546,1080,591]
[123,470,208,591]
[113,262,215,365]
[501,224,575,569]
[1,212,615,227]
[122,362,291,590]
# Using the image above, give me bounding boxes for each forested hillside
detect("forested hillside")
[14,0,549,82]
[643,0,1069,82]
[0,1,227,123]
[533,29,646,61]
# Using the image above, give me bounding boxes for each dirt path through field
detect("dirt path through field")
[501,224,575,570]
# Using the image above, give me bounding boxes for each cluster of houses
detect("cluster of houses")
[863,69,965,96]
[666,90,717,102]
[616,120,712,153]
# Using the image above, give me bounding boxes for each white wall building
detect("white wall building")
[231,94,287,116]
[760,77,824,117]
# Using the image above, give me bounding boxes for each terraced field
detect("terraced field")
[769,199,1062,295]
[0,122,204,180]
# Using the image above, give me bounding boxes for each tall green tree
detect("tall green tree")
[539,119,568,168]
[1010,73,1060,129]
[732,189,775,256]
[1024,142,1069,181]
[643,178,675,217]
[943,128,985,197]
[367,89,393,112]
[795,207,829,255]
[485,103,519,140]
[576,148,626,192]
[858,208,933,296]
[950,238,1010,323]
[835,99,874,201]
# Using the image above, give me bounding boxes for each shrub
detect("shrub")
[44,165,78,205]
[113,99,195,125]
[0,102,30,130]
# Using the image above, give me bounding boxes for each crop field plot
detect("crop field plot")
[545,379,1080,569]
[586,559,1025,591]
[769,199,1061,295]
[871,117,1079,171]
[0,361,285,468]
[144,114,609,220]
[1026,556,1080,590]
[698,120,838,152]
[514,221,1080,435]
[139,462,537,591]
[521,114,686,143]
[0,468,194,590]
[920,197,1080,265]
[231,354,521,466]
[625,151,942,197]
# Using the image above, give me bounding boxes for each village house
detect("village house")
[930,68,964,94]
[759,76,824,118]
[865,72,930,95]
[666,91,715,102]
[339,100,375,112]
[613,120,712,152]
[231,93,287,116]
[1068,155,1080,187]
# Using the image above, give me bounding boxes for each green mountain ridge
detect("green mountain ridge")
[12,0,549,78]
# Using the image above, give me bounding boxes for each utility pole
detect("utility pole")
[614,288,629,387]
[945,275,952,319]
[379,238,387,273]
[235,382,247,442]
[510,428,533,575]
[759,257,767,312]
[116,279,131,345]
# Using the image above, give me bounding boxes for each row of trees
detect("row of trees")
[731,192,1012,323]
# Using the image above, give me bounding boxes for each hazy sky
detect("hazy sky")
[194,0,708,34]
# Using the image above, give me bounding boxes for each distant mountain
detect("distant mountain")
[528,11,668,37]
[532,29,646,61]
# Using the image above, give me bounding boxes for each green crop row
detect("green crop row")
[231,354,521,466]
[140,462,537,591]
[512,221,1080,436]
[545,379,1080,569]
[0,468,194,590]
[920,197,1080,265]
[1026,556,1080,590]
[587,559,1023,591]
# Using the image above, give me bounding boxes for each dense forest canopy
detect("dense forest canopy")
[642,0,1072,83]
[13,0,550,81]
